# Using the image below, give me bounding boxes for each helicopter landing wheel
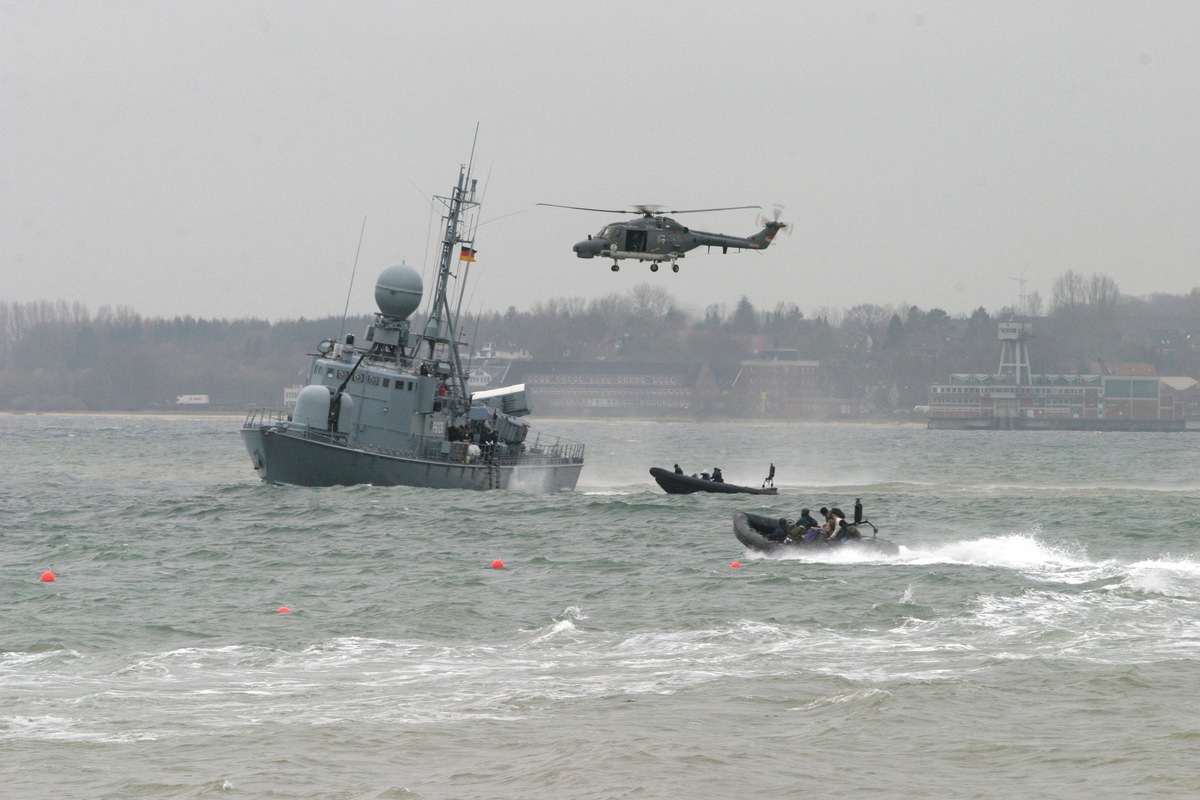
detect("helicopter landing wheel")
[611,263,620,272]
[650,264,659,272]
[671,263,679,273]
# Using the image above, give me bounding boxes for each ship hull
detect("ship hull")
[241,427,583,492]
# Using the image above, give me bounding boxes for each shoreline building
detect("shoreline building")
[928,322,1199,431]
[503,361,717,417]
[500,350,831,418]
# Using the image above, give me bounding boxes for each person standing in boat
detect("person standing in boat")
[711,467,724,483]
[854,498,863,525]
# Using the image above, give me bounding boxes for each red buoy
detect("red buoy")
[41,570,56,582]
[730,561,742,569]
[491,559,505,569]
[277,606,291,613]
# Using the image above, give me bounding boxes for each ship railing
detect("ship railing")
[521,431,587,464]
[243,407,291,428]
[355,437,583,467]
[242,407,344,445]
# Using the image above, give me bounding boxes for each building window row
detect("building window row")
[528,374,680,386]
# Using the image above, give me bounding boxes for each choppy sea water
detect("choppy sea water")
[2,413,1198,799]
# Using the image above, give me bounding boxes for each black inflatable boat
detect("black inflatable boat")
[734,511,900,556]
[651,467,778,495]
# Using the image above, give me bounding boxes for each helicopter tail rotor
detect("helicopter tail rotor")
[757,205,790,239]
[750,205,789,248]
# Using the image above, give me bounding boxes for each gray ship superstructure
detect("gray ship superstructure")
[240,163,585,490]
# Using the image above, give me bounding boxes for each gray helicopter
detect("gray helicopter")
[538,203,787,272]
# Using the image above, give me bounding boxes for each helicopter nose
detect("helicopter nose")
[573,238,608,258]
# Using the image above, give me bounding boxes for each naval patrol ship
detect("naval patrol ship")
[240,162,585,491]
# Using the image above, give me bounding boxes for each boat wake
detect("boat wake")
[895,529,1091,570]
[882,531,1200,597]
[759,528,1200,593]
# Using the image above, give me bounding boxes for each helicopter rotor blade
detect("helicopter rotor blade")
[538,202,762,217]
[660,205,761,215]
[537,203,638,215]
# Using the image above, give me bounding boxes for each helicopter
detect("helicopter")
[537,203,787,272]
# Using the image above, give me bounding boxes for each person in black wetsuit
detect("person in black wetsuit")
[786,508,820,541]
[854,498,863,525]
[795,508,819,530]
[711,467,724,483]
[767,518,789,542]
[673,464,683,474]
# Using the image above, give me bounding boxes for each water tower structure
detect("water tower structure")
[997,322,1033,385]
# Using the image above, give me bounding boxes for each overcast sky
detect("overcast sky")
[3,1,1198,323]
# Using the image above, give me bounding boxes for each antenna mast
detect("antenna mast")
[338,216,368,341]
[425,162,479,402]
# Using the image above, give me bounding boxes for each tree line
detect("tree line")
[2,271,1197,413]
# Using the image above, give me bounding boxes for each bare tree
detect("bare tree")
[1085,273,1121,312]
[628,283,673,317]
[1026,291,1044,317]
[1051,269,1088,312]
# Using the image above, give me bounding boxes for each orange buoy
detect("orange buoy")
[41,570,56,582]
[277,606,291,613]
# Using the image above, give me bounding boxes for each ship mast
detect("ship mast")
[425,164,478,403]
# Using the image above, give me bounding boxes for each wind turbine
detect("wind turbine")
[1009,270,1028,316]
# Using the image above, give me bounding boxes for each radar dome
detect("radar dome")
[374,264,423,319]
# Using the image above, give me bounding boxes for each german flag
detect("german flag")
[459,246,477,262]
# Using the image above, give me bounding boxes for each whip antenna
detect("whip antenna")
[339,216,368,341]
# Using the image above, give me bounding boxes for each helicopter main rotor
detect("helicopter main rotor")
[538,202,761,218]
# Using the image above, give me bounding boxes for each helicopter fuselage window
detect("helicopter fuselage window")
[624,229,647,252]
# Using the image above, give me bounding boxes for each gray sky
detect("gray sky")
[3,1,1198,323]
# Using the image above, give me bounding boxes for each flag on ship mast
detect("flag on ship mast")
[459,246,477,263]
